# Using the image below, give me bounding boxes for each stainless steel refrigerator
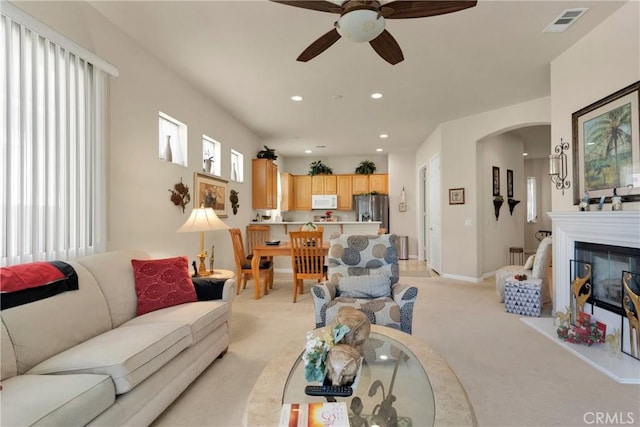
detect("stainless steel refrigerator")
[353,194,389,232]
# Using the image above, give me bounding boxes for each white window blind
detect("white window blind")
[1,7,114,266]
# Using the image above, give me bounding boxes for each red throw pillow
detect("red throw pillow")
[131,256,197,315]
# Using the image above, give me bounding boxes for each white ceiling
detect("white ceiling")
[87,0,625,158]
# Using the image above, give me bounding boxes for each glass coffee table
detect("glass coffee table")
[244,325,475,427]
[283,331,435,426]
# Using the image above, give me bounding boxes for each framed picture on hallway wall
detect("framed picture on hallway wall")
[449,188,465,205]
[572,81,640,205]
[194,173,228,218]
[492,166,500,196]
[507,169,514,198]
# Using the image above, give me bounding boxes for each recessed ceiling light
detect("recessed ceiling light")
[371,93,383,99]
[523,152,528,156]
[290,95,303,102]
[379,134,388,139]
[305,150,312,154]
[376,148,383,152]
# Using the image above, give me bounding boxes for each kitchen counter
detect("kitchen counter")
[251,221,382,235]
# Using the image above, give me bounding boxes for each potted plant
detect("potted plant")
[308,160,333,176]
[355,160,377,175]
[256,145,277,160]
[493,195,504,220]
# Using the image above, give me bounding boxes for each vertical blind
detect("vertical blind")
[1,9,111,266]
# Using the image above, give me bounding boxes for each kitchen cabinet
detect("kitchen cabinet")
[369,174,388,194]
[311,175,337,195]
[337,175,352,211]
[352,175,369,195]
[252,159,277,209]
[293,175,312,210]
[280,172,295,212]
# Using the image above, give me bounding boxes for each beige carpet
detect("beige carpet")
[153,274,640,427]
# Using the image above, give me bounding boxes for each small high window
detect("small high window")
[202,135,221,176]
[231,149,244,182]
[158,112,187,166]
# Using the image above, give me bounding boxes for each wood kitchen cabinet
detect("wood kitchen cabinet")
[312,175,337,195]
[280,172,295,212]
[337,175,352,210]
[369,174,388,194]
[293,175,312,210]
[352,175,369,195]
[252,159,277,209]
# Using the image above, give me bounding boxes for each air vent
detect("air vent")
[543,8,588,33]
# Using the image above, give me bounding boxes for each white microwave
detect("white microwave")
[311,195,338,210]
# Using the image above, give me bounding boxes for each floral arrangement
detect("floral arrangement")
[556,312,606,346]
[302,323,350,382]
[325,210,333,220]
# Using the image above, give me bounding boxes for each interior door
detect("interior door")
[429,155,442,273]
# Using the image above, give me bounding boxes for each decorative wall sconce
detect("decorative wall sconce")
[549,139,571,195]
[399,187,407,212]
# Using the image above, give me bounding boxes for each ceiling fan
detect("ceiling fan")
[271,0,478,65]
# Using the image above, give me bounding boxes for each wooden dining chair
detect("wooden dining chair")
[229,228,273,296]
[246,225,271,256]
[289,230,325,303]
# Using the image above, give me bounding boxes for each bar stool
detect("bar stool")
[509,247,524,265]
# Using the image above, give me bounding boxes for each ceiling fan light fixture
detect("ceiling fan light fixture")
[336,9,385,43]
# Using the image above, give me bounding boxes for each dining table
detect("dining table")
[250,241,330,300]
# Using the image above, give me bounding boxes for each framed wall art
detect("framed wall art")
[194,173,228,217]
[449,188,465,205]
[572,81,640,205]
[492,166,500,196]
[507,169,514,198]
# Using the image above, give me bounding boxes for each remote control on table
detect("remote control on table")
[304,384,352,397]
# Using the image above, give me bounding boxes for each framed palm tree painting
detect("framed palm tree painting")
[572,81,639,205]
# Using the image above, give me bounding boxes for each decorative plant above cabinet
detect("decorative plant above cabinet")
[355,160,376,175]
[309,160,333,176]
[256,145,277,160]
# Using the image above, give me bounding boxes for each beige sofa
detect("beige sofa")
[1,250,235,426]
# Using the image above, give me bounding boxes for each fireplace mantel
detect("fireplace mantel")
[531,211,640,383]
[548,211,640,313]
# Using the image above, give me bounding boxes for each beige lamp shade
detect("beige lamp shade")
[177,205,229,233]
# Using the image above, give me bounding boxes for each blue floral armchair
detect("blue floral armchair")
[311,234,418,334]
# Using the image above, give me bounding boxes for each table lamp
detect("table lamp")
[177,204,229,276]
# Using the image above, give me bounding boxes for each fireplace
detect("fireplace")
[528,211,640,383]
[574,242,640,316]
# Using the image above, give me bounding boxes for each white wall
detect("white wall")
[416,98,550,281]
[550,1,640,212]
[282,155,388,175]
[15,1,262,271]
[388,152,417,257]
[479,133,525,273]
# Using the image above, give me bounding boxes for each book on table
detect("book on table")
[279,402,349,427]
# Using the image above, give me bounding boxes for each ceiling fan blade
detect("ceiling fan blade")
[297,28,342,62]
[369,30,404,65]
[382,1,477,19]
[270,1,342,14]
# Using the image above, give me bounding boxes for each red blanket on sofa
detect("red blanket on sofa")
[0,261,78,310]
